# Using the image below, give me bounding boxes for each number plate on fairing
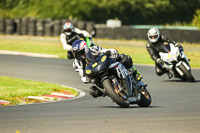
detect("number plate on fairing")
[128,94,141,102]
[129,97,137,102]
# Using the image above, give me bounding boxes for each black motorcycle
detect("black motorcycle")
[85,51,152,108]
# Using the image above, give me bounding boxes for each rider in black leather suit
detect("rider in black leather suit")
[146,27,183,78]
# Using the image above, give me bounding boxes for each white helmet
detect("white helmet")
[63,22,75,36]
[147,27,160,43]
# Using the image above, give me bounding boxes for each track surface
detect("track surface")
[0,54,200,133]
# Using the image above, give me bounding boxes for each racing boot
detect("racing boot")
[67,51,74,59]
[128,66,143,81]
[167,71,173,79]
[89,86,103,98]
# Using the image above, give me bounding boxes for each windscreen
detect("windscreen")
[85,50,100,64]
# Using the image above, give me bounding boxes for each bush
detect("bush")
[0,0,200,25]
[191,9,200,27]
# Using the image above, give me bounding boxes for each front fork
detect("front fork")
[109,75,147,103]
[110,63,133,97]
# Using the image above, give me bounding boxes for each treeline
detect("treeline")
[0,0,200,25]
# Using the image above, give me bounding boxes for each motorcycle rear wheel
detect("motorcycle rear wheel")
[102,79,130,108]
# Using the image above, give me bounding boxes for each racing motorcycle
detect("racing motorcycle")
[85,51,152,108]
[159,43,195,82]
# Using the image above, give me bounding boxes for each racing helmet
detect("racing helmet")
[147,27,160,43]
[63,22,74,36]
[72,40,89,60]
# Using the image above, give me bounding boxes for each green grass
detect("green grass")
[0,35,66,58]
[0,35,200,67]
[0,76,78,105]
[95,39,200,68]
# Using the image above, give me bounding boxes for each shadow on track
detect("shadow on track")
[163,79,200,83]
[100,105,161,109]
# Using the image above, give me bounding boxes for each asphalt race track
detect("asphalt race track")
[0,54,200,133]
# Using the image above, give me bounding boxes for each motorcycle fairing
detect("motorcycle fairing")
[108,62,133,96]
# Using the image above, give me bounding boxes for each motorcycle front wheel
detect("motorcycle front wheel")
[137,87,152,107]
[102,78,130,108]
[178,63,195,82]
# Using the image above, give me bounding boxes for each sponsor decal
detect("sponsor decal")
[101,55,107,62]
[109,62,119,68]
[86,69,92,74]
[80,41,86,50]
[92,62,98,68]
[116,64,129,79]
[73,47,78,51]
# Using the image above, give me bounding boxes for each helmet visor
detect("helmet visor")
[64,28,72,33]
[149,35,158,39]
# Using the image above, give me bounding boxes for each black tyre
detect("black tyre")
[0,18,5,34]
[137,88,152,107]
[86,22,95,35]
[21,18,29,35]
[5,19,15,35]
[178,64,195,82]
[36,19,45,36]
[76,21,86,30]
[53,20,61,36]
[44,19,53,36]
[28,18,36,36]
[102,79,130,108]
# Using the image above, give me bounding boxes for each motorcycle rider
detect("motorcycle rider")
[60,21,92,59]
[146,27,183,79]
[72,39,143,98]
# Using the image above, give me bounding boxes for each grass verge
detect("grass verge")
[0,35,66,58]
[95,39,200,68]
[0,35,200,67]
[0,76,78,105]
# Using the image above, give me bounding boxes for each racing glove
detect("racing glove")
[175,43,181,47]
[175,43,184,51]
[132,69,143,81]
[129,66,143,81]
[81,76,91,84]
[107,49,119,58]
[90,46,101,56]
[156,58,164,66]
[135,73,143,81]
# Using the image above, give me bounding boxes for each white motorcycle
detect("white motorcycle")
[159,43,195,82]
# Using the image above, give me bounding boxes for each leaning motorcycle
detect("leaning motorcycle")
[85,51,152,108]
[159,43,195,82]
